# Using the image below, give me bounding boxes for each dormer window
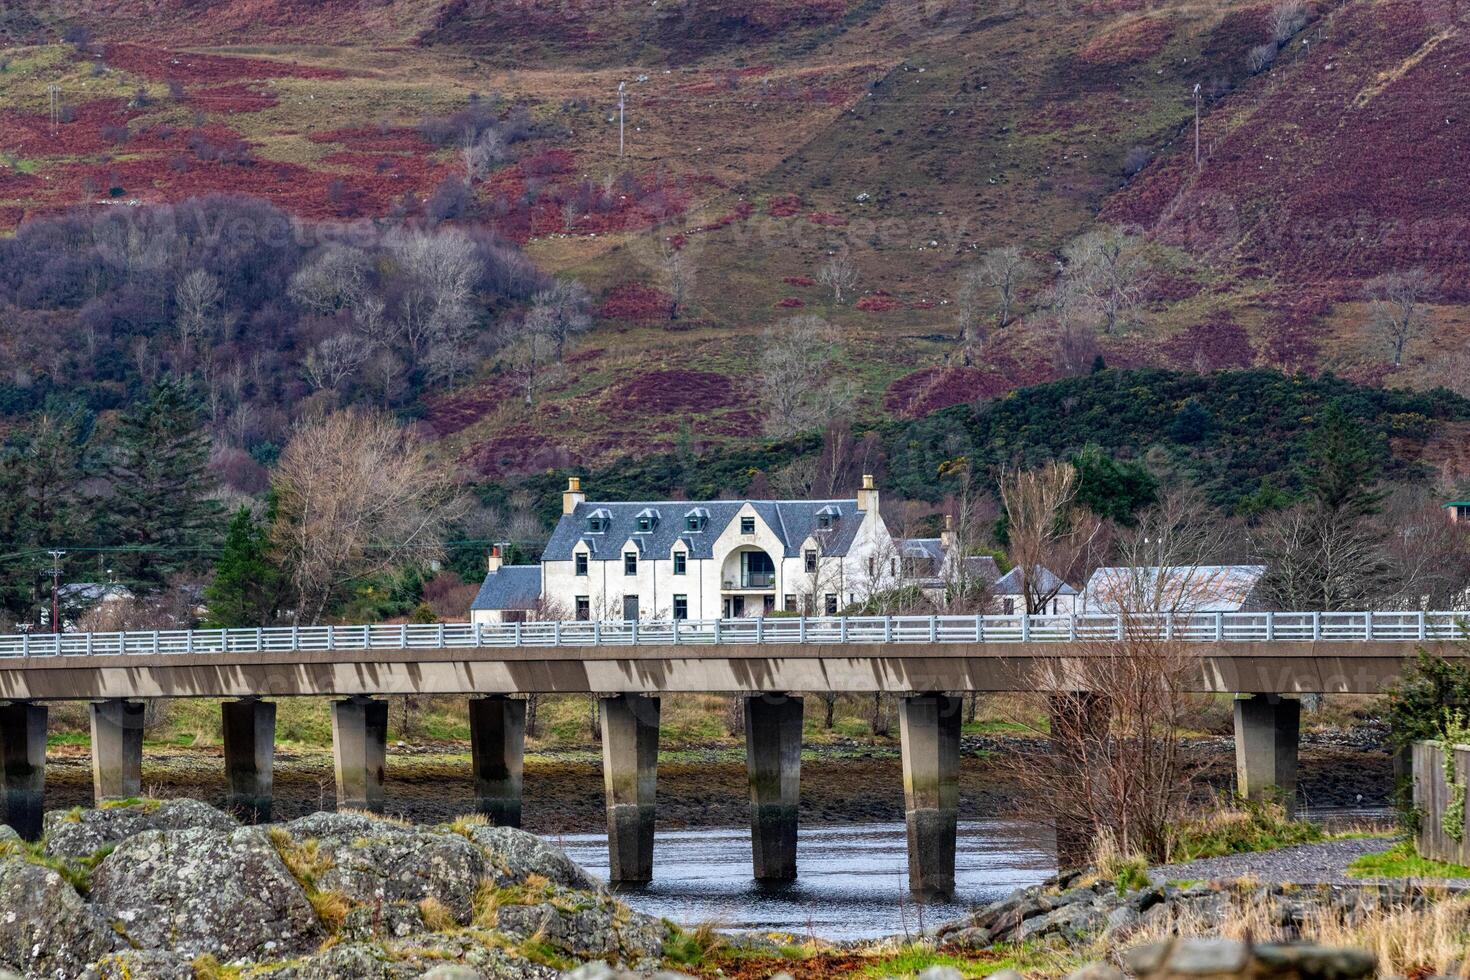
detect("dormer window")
[638,516,651,531]
[635,507,660,533]
[816,504,842,530]
[587,508,612,533]
[684,507,709,532]
[817,514,832,529]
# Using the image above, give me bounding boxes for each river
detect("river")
[555,820,1056,941]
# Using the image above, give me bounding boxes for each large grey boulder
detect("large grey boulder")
[467,824,602,892]
[283,812,487,924]
[84,949,197,979]
[0,855,122,978]
[89,826,320,960]
[44,799,237,859]
[1125,939,1377,979]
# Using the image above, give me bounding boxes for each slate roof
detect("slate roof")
[1083,565,1267,613]
[543,500,866,561]
[471,566,543,611]
[994,566,1076,596]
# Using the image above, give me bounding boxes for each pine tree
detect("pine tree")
[203,506,283,628]
[0,406,97,624]
[106,378,222,593]
[1301,403,1385,516]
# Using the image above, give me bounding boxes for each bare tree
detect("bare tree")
[958,246,1036,344]
[1251,503,1392,611]
[817,251,858,305]
[288,244,371,315]
[1000,462,1106,614]
[1365,267,1435,367]
[503,328,560,405]
[758,316,855,438]
[271,410,468,625]
[175,269,225,363]
[1105,487,1235,614]
[388,228,482,359]
[1061,227,1149,336]
[1270,0,1308,42]
[1376,489,1470,610]
[658,239,696,321]
[461,127,506,182]
[304,333,371,392]
[526,279,592,360]
[1004,631,1206,863]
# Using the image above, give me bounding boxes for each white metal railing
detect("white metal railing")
[0,611,1465,660]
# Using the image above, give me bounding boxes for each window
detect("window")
[804,549,817,574]
[1003,598,1015,615]
[686,516,701,532]
[673,552,686,575]
[817,514,832,529]
[624,552,638,576]
[638,516,651,532]
[868,557,876,577]
[575,596,590,621]
[890,558,897,576]
[824,594,838,616]
[740,516,756,535]
[673,595,688,620]
[575,553,588,576]
[784,594,796,611]
[741,550,776,588]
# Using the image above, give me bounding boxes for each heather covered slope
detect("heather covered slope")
[2,0,1469,480]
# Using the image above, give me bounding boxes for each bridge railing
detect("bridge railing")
[0,610,1465,659]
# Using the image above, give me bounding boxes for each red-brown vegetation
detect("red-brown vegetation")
[599,283,673,322]
[603,370,742,417]
[103,43,345,82]
[767,193,802,217]
[1078,16,1175,67]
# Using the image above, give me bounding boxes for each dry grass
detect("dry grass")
[1133,886,1470,977]
[417,896,457,932]
[267,828,335,889]
[309,890,352,933]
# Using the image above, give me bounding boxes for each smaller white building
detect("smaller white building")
[992,567,1079,616]
[469,548,542,625]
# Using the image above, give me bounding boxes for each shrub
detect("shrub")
[1247,42,1279,74]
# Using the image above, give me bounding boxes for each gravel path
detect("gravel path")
[1152,838,1402,885]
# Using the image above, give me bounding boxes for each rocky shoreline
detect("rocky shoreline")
[41,730,1393,832]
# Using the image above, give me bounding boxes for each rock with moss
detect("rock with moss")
[339,900,427,942]
[465,824,602,893]
[560,964,696,980]
[43,799,237,860]
[88,825,321,960]
[0,853,123,977]
[492,881,663,964]
[282,812,487,924]
[83,949,197,979]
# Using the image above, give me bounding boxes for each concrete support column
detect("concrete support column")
[745,694,803,882]
[0,702,47,841]
[469,696,526,828]
[222,699,275,823]
[89,699,144,803]
[331,696,388,813]
[600,694,660,885]
[1049,692,1108,868]
[898,693,961,898]
[1234,694,1301,815]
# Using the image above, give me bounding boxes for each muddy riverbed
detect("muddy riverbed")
[42,731,1393,831]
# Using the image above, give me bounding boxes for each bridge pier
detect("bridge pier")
[90,699,144,802]
[222,699,275,823]
[331,696,388,812]
[469,695,525,827]
[745,694,802,881]
[601,694,659,885]
[0,702,46,840]
[1234,694,1300,816]
[899,693,961,898]
[1049,692,1109,867]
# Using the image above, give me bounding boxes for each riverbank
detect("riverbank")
[40,729,1393,831]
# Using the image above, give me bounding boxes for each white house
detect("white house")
[992,567,1080,616]
[474,476,900,622]
[1083,565,1268,614]
[901,517,1076,614]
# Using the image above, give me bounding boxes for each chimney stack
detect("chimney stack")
[487,545,502,574]
[856,473,879,513]
[940,514,957,552]
[563,476,586,515]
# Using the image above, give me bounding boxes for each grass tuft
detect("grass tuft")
[1347,840,1470,879]
[418,896,458,932]
[1168,800,1325,862]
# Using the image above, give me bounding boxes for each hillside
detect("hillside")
[1,0,1468,489]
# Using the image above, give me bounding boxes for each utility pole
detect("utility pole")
[47,550,65,633]
[1193,83,1202,168]
[617,81,626,158]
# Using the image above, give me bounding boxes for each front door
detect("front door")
[730,595,745,618]
[763,595,775,616]
[623,595,639,621]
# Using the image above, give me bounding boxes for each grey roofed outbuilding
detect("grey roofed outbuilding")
[993,566,1077,596]
[542,500,866,562]
[471,566,543,612]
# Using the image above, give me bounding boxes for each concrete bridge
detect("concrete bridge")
[0,611,1463,895]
